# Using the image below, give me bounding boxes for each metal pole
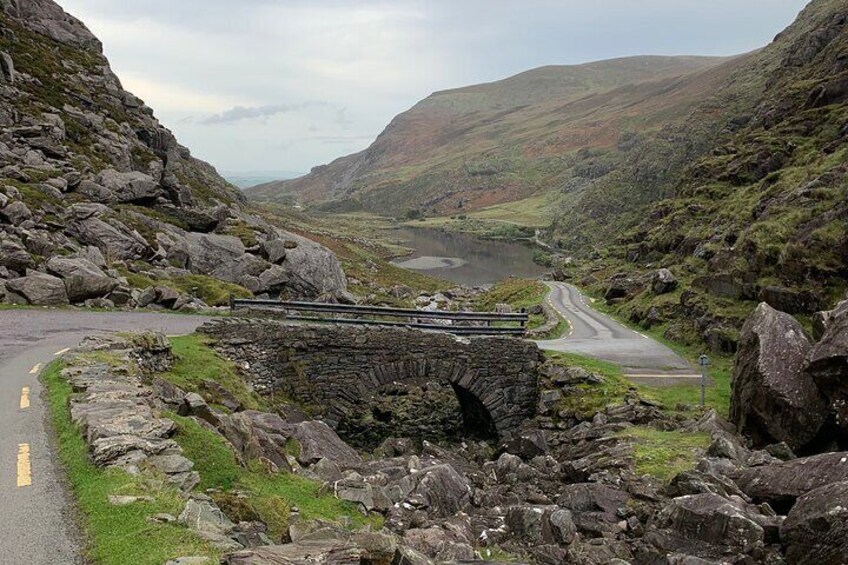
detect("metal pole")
[699,354,709,408]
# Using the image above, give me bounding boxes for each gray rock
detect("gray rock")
[275,230,347,299]
[185,233,246,276]
[730,303,825,450]
[257,265,289,295]
[136,286,157,307]
[2,0,103,50]
[651,268,678,294]
[259,238,289,265]
[73,217,150,261]
[805,299,848,441]
[548,509,578,545]
[0,239,34,272]
[46,256,118,302]
[164,558,211,565]
[408,464,471,518]
[0,51,14,83]
[732,451,848,508]
[781,480,848,565]
[179,495,240,550]
[6,272,69,305]
[290,420,361,468]
[651,493,767,553]
[403,527,474,562]
[98,169,161,203]
[1,200,32,225]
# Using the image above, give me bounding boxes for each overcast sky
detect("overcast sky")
[59,0,810,175]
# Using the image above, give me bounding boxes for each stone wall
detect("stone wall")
[200,320,543,442]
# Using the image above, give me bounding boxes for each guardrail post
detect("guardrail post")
[229,293,235,311]
[520,308,527,329]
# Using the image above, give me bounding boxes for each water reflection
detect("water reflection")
[391,227,547,287]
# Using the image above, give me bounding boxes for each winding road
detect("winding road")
[0,309,209,565]
[536,282,699,382]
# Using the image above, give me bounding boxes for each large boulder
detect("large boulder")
[781,480,848,565]
[98,169,161,203]
[648,493,779,557]
[732,451,848,510]
[729,303,825,450]
[404,464,471,519]
[6,272,68,305]
[185,233,246,276]
[289,421,361,468]
[72,217,151,261]
[45,256,117,302]
[273,231,347,299]
[805,299,848,441]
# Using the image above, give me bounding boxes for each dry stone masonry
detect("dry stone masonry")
[200,319,543,442]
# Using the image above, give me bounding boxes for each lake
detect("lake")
[390,227,548,287]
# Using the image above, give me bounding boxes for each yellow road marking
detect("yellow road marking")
[20,387,30,409]
[28,363,42,375]
[17,444,31,487]
[53,348,70,356]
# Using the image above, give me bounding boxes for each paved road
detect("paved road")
[536,283,699,381]
[0,309,209,565]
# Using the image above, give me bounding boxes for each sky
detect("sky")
[59,0,811,176]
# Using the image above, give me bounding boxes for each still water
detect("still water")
[391,227,547,287]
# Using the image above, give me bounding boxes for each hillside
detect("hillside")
[574,0,848,351]
[0,0,347,309]
[247,55,729,214]
[251,0,848,351]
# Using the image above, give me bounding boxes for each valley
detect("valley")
[1,1,847,564]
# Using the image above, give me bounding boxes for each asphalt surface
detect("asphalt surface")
[536,283,699,381]
[0,309,210,565]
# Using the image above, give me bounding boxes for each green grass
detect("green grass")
[162,335,265,411]
[475,279,569,336]
[118,267,252,307]
[617,427,710,482]
[168,414,381,536]
[41,361,218,564]
[545,352,634,419]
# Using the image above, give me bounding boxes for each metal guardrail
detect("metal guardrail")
[229,297,529,336]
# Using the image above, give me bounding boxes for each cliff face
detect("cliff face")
[0,0,347,308]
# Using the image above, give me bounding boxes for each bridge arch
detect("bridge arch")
[200,320,542,445]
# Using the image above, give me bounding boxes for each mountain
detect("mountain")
[250,0,848,351]
[225,171,303,189]
[246,55,729,213]
[575,0,848,350]
[0,0,347,309]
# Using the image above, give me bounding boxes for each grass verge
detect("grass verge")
[161,335,265,411]
[41,361,218,564]
[168,413,381,538]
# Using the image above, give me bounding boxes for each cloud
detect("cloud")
[58,0,811,172]
[200,102,335,125]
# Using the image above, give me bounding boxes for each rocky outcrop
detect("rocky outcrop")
[729,303,825,450]
[0,0,347,308]
[781,480,848,564]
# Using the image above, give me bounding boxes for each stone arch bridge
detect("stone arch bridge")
[200,319,543,441]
